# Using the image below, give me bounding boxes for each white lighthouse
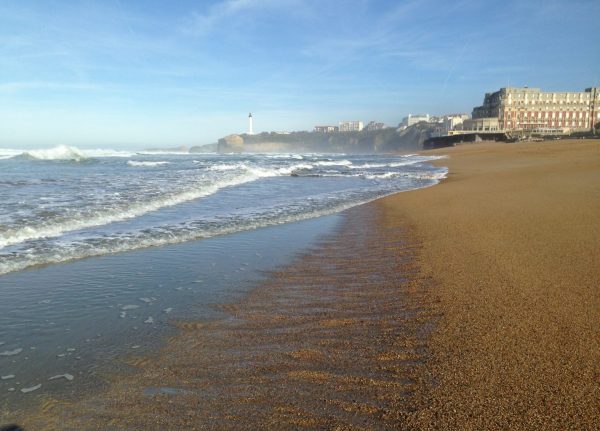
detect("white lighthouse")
[248,112,253,135]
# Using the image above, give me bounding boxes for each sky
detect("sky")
[0,0,598,149]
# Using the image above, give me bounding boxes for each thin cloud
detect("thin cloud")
[0,81,102,95]
[182,0,298,36]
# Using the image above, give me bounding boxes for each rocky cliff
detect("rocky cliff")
[216,123,436,154]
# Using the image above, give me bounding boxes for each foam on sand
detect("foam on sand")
[21,384,42,393]
[0,348,23,356]
[49,374,74,381]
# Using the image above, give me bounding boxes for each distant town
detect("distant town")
[200,86,600,153]
[311,86,600,140]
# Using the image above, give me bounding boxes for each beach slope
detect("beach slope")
[384,139,600,429]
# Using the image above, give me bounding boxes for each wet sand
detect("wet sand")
[22,203,436,430]
[19,139,600,430]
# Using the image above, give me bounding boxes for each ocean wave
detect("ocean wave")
[207,162,314,177]
[22,145,87,161]
[0,163,313,250]
[208,162,247,171]
[127,161,171,167]
[347,163,387,169]
[0,172,448,276]
[314,160,352,167]
[364,172,399,180]
[264,154,304,160]
[0,149,24,160]
[0,146,163,160]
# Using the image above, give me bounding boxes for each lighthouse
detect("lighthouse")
[248,112,253,135]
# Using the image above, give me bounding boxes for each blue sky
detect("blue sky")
[0,0,598,148]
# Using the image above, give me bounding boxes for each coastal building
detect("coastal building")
[401,114,430,127]
[248,112,253,135]
[442,113,469,132]
[365,121,385,131]
[429,113,470,138]
[314,125,339,133]
[339,121,364,132]
[461,117,501,132]
[472,87,600,133]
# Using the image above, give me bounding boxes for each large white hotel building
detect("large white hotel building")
[471,87,600,133]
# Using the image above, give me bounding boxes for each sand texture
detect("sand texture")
[381,139,600,429]
[18,139,600,430]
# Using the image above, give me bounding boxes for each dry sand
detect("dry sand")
[19,139,600,430]
[384,139,600,429]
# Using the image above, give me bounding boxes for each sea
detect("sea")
[0,144,447,415]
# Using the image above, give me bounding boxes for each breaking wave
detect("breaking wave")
[22,145,87,161]
[0,152,449,275]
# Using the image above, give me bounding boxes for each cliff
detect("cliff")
[216,123,437,154]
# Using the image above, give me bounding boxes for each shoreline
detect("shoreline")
[16,139,600,429]
[21,201,437,430]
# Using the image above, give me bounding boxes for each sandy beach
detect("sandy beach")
[19,139,600,430]
[387,139,600,429]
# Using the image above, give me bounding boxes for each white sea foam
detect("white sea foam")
[417,171,448,180]
[23,145,86,161]
[0,155,449,275]
[315,160,352,166]
[1,375,15,380]
[208,162,245,171]
[0,348,23,356]
[0,167,287,249]
[388,160,422,167]
[127,161,170,167]
[265,154,304,160]
[0,148,29,159]
[347,163,387,169]
[365,172,398,180]
[1,146,141,159]
[0,175,447,276]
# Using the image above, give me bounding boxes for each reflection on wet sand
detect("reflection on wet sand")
[23,203,436,430]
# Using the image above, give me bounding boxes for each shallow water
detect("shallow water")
[0,214,340,415]
[0,146,447,416]
[0,148,446,275]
